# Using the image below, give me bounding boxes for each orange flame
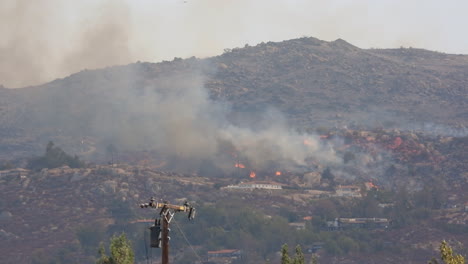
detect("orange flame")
[235,163,246,169]
[275,171,282,176]
[249,171,256,178]
[391,137,403,149]
[365,181,378,190]
[303,139,313,146]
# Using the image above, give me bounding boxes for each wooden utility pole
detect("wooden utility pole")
[162,217,169,264]
[161,209,171,264]
[140,198,196,264]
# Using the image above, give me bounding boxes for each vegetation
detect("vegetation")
[281,244,291,264]
[429,241,465,264]
[281,244,305,264]
[27,141,84,170]
[59,173,459,264]
[97,233,134,264]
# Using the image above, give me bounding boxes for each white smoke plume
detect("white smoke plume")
[88,68,341,172]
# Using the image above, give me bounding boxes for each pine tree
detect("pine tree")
[281,244,291,264]
[293,245,305,264]
[310,255,318,264]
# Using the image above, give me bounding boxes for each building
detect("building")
[288,222,306,230]
[207,249,242,264]
[326,218,390,230]
[224,181,283,190]
[0,168,30,179]
[334,185,361,197]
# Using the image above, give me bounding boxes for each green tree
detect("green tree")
[293,245,305,264]
[281,244,291,264]
[282,244,306,264]
[97,233,134,264]
[28,141,84,170]
[310,255,318,264]
[429,240,465,264]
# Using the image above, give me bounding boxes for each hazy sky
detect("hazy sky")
[1,0,467,88]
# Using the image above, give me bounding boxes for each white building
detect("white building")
[334,185,361,197]
[224,181,283,190]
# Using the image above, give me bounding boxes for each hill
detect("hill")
[0,37,467,162]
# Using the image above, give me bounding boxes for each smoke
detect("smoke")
[401,123,468,138]
[88,66,340,172]
[0,0,132,88]
[2,0,467,88]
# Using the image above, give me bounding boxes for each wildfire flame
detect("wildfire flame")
[249,171,256,178]
[275,171,282,176]
[235,163,246,169]
[365,181,378,190]
[389,137,403,149]
[303,139,313,146]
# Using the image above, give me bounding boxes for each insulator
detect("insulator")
[188,208,196,220]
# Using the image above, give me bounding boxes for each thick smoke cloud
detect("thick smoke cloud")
[91,69,340,172]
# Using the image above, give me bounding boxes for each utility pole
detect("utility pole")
[140,198,196,264]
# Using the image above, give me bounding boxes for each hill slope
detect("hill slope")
[0,37,467,160]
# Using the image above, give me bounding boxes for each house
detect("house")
[207,249,242,264]
[0,168,30,179]
[224,181,283,190]
[288,222,306,230]
[326,218,389,230]
[334,185,361,197]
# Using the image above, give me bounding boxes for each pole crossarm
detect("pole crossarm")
[140,197,196,220]
[140,200,188,212]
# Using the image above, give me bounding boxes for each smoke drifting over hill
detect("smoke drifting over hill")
[95,70,340,172]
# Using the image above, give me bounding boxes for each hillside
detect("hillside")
[1,128,467,263]
[0,37,467,161]
[0,37,467,263]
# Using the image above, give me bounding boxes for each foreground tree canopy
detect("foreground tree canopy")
[429,241,465,264]
[97,233,134,264]
[281,244,305,264]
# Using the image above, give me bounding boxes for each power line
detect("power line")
[143,226,150,264]
[172,217,203,263]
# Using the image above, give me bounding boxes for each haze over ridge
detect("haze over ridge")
[1,0,467,88]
